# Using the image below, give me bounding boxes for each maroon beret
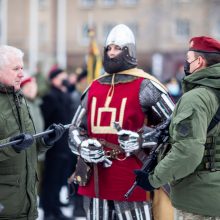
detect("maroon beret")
[21,77,33,87]
[189,36,220,54]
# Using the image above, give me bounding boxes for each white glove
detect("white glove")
[80,139,106,163]
[117,130,140,153]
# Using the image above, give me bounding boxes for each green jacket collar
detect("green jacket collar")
[182,63,220,93]
[0,83,22,94]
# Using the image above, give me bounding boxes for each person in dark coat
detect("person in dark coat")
[40,68,74,220]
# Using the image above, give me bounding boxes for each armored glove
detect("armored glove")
[134,170,155,191]
[117,130,140,153]
[43,123,65,146]
[10,133,34,152]
[80,139,106,163]
[69,126,88,155]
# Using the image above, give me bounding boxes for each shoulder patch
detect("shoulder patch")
[176,121,192,138]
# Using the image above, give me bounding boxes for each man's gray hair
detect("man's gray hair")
[0,45,24,69]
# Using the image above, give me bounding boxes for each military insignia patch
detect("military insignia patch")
[177,122,191,137]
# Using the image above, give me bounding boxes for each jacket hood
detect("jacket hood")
[182,63,220,92]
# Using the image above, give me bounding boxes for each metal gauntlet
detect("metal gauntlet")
[68,105,87,155]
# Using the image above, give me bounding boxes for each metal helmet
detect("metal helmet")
[105,24,136,59]
[103,24,137,74]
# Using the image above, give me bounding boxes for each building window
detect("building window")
[174,19,190,39]
[127,23,139,38]
[173,0,189,3]
[39,23,48,44]
[81,23,90,44]
[79,23,98,45]
[102,0,116,7]
[80,0,95,7]
[103,23,116,42]
[38,0,47,9]
[212,20,220,38]
[123,0,138,6]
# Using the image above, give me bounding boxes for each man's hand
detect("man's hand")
[43,123,65,146]
[117,130,140,153]
[134,170,155,191]
[10,133,34,152]
[80,139,106,163]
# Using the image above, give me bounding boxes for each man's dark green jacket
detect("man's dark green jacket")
[0,84,49,220]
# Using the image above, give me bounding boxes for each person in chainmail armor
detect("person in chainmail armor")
[68,24,174,220]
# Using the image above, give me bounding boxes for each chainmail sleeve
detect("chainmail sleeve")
[139,79,174,126]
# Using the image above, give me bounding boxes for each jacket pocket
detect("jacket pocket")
[0,174,24,217]
[0,106,20,136]
[172,109,194,125]
[0,174,20,187]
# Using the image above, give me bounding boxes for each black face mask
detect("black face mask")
[184,58,198,76]
[62,79,71,88]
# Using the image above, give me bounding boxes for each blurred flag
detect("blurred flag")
[87,28,102,84]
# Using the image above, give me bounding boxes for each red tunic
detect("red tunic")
[78,77,150,201]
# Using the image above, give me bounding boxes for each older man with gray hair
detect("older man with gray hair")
[0,45,65,220]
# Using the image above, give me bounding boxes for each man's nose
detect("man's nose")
[109,51,116,58]
[18,69,24,77]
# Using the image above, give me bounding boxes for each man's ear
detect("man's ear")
[198,56,206,68]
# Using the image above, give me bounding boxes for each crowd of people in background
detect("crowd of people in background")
[28,65,89,220]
